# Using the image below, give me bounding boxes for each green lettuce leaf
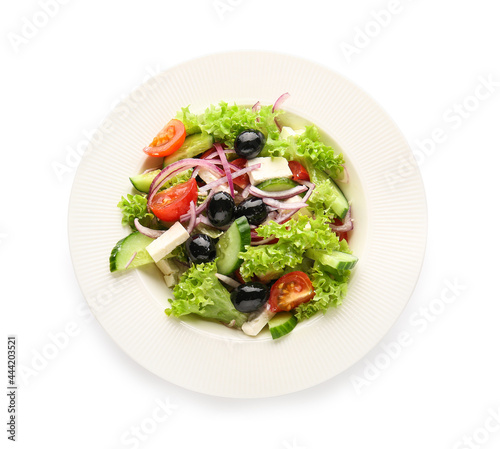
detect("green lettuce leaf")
[294,262,350,321]
[166,262,248,328]
[239,215,341,280]
[175,106,201,135]
[117,194,155,230]
[263,125,344,179]
[176,102,282,149]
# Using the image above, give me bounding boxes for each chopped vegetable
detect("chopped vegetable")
[166,262,248,328]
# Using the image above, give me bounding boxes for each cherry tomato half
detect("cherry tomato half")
[230,158,250,189]
[143,119,186,158]
[288,161,310,181]
[268,271,315,312]
[332,218,349,243]
[150,178,197,222]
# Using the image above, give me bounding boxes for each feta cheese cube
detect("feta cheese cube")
[198,167,230,193]
[280,126,306,140]
[156,258,179,276]
[146,222,189,263]
[246,157,293,185]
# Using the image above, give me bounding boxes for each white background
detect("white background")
[2,0,500,448]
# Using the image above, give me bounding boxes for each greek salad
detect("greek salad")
[109,94,358,339]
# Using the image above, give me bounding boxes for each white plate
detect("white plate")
[68,51,427,398]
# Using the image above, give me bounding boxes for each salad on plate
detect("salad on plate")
[109,93,358,339]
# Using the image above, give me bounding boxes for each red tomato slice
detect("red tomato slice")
[268,271,315,312]
[200,148,217,159]
[333,218,349,242]
[288,161,310,181]
[230,158,250,189]
[143,119,186,158]
[150,178,197,222]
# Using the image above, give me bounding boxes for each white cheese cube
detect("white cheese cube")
[156,258,179,276]
[146,222,189,263]
[280,126,306,140]
[198,168,230,193]
[163,274,176,288]
[246,157,293,185]
[242,307,276,336]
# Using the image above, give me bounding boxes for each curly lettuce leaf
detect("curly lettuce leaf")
[239,215,341,280]
[161,169,193,190]
[176,102,282,149]
[294,262,350,321]
[175,106,201,135]
[263,125,344,178]
[117,194,155,230]
[166,262,247,328]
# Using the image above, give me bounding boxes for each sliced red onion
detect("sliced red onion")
[336,165,350,184]
[180,189,215,222]
[124,252,137,269]
[199,164,260,192]
[330,208,353,232]
[186,201,197,234]
[134,218,165,238]
[248,184,307,200]
[252,101,261,112]
[263,198,309,209]
[142,167,161,174]
[214,142,234,197]
[272,92,290,113]
[215,273,241,289]
[241,183,251,199]
[148,159,223,210]
[274,116,282,132]
[205,149,235,160]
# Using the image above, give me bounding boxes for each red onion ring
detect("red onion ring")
[198,164,260,193]
[330,207,353,232]
[148,159,223,211]
[252,101,261,112]
[249,184,307,200]
[124,252,137,269]
[241,183,251,199]
[179,189,215,222]
[186,201,197,234]
[214,142,234,197]
[336,164,350,184]
[134,218,165,239]
[272,92,290,113]
[263,198,309,209]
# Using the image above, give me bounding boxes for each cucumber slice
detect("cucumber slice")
[307,165,349,219]
[163,133,214,167]
[256,177,298,192]
[129,170,160,193]
[305,249,358,271]
[215,216,251,275]
[268,312,298,339]
[109,232,155,272]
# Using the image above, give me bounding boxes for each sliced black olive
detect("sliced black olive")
[234,129,266,159]
[185,234,216,264]
[207,192,235,227]
[235,197,268,225]
[230,282,270,313]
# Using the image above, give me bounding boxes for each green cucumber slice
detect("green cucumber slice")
[215,216,251,275]
[305,249,358,271]
[109,232,155,272]
[268,312,298,339]
[163,133,214,167]
[256,177,298,192]
[129,170,160,193]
